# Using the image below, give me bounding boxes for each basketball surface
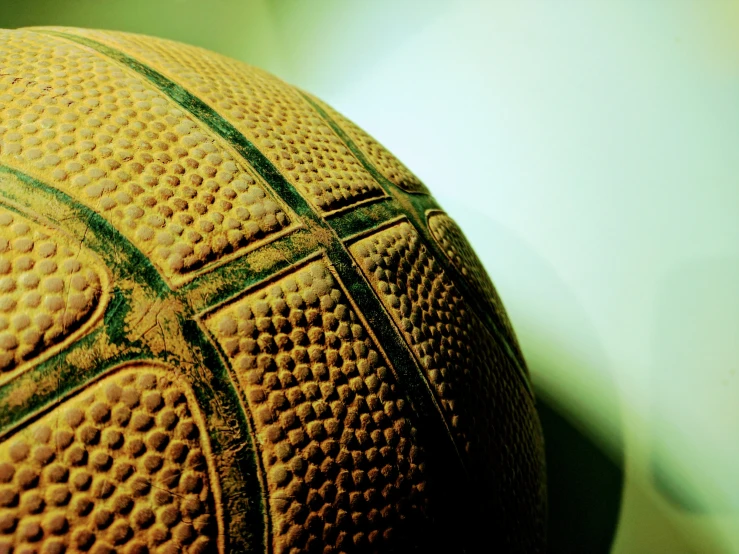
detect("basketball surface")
[0,27,546,553]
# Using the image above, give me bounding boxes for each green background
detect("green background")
[2,1,738,552]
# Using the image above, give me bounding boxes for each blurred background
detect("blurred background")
[2,1,738,552]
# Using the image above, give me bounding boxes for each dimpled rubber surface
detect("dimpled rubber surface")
[302,93,429,195]
[0,204,106,381]
[0,368,217,554]
[349,221,546,550]
[0,27,546,554]
[427,211,524,365]
[205,259,427,554]
[0,29,290,286]
[47,28,388,215]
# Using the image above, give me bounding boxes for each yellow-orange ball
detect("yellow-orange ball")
[0,27,546,553]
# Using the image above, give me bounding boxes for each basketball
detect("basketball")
[0,27,546,553]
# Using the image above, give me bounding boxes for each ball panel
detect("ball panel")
[302,92,429,195]
[205,257,428,554]
[0,202,108,384]
[427,210,525,367]
[349,220,546,550]
[44,27,389,216]
[0,367,219,553]
[0,29,292,286]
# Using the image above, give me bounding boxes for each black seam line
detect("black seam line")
[197,249,325,319]
[0,164,169,295]
[322,240,466,471]
[329,198,405,240]
[0,327,145,434]
[36,32,467,466]
[35,30,317,221]
[0,360,163,441]
[192,314,274,554]
[181,228,320,313]
[302,93,535,399]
